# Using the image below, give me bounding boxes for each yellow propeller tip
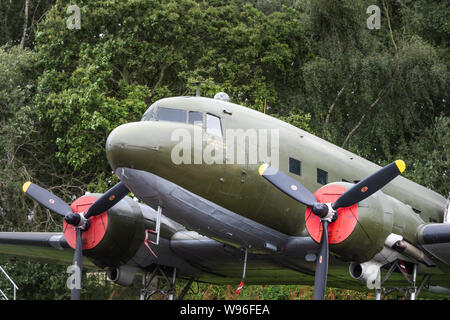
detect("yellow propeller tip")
[395,160,406,173]
[22,181,32,193]
[258,163,269,176]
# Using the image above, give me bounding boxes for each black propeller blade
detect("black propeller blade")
[71,227,83,300]
[22,180,130,300]
[85,182,130,219]
[258,163,318,207]
[313,220,329,300]
[258,160,406,300]
[22,182,74,217]
[331,160,405,210]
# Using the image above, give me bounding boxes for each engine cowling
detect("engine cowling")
[106,265,139,286]
[63,194,146,268]
[305,182,424,263]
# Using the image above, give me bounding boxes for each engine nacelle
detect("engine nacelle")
[107,265,139,286]
[349,261,382,288]
[63,194,147,268]
[305,182,425,263]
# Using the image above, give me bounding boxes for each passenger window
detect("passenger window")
[317,168,328,185]
[206,114,222,137]
[189,111,203,126]
[289,158,301,176]
[156,107,187,123]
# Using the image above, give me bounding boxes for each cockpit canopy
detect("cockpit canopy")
[141,103,223,137]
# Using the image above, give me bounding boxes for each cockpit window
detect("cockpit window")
[141,104,156,121]
[155,107,187,123]
[206,113,222,137]
[188,111,203,126]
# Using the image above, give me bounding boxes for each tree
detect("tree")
[33,0,313,184]
[0,0,55,48]
[399,116,449,196]
[0,45,50,233]
[299,0,449,191]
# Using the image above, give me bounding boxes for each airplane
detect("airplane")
[0,91,449,300]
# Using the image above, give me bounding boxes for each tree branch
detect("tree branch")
[323,84,347,138]
[341,86,387,148]
[382,0,398,58]
[19,0,30,49]
[153,62,174,90]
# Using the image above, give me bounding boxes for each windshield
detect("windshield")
[142,104,204,127]
[155,107,187,123]
[141,103,157,121]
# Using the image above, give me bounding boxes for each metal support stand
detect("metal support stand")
[235,248,248,295]
[375,289,382,300]
[177,278,195,300]
[150,206,162,245]
[375,261,429,300]
[140,265,177,300]
[0,265,18,300]
[168,267,177,300]
[410,264,417,300]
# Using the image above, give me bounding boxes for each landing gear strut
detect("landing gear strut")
[375,261,430,300]
[140,265,177,300]
[140,265,195,300]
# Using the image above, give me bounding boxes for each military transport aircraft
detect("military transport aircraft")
[0,92,448,300]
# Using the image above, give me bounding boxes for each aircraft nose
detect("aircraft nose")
[106,120,182,175]
[106,122,161,171]
[106,123,136,170]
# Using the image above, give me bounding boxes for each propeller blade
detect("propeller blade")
[332,160,405,210]
[22,182,73,217]
[313,220,329,300]
[85,182,129,219]
[258,164,318,207]
[70,227,83,300]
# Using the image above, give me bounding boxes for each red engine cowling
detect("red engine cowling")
[304,182,423,262]
[63,194,146,268]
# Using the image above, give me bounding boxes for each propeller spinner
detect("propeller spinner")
[259,160,406,300]
[22,181,130,300]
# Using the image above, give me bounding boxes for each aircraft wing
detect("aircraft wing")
[0,232,87,267]
[422,243,450,266]
[0,229,322,286]
[419,224,450,266]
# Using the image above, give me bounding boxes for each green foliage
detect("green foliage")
[0,0,448,300]
[0,0,55,47]
[399,116,450,196]
[0,257,114,300]
[33,0,312,179]
[300,0,449,178]
[276,111,312,132]
[0,45,48,232]
[178,281,372,300]
[399,0,449,47]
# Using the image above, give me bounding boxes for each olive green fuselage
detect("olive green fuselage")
[106,96,446,244]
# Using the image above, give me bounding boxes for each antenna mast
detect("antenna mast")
[191,81,206,97]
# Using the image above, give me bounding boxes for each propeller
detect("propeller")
[258,160,406,299]
[22,181,129,300]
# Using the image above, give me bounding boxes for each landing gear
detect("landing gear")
[140,265,177,300]
[139,265,195,300]
[374,261,430,300]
